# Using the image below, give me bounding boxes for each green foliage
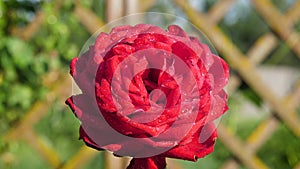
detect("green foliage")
[258,124,300,169]
[0,0,90,135]
[0,36,46,131]
[6,38,34,69]
[84,153,105,169]
[272,0,295,12]
[219,3,269,53]
[0,141,51,169]
[0,0,102,168]
[264,41,300,67]
[34,101,82,161]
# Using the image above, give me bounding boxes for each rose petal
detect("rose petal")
[79,126,103,151]
[168,25,188,38]
[208,55,230,93]
[127,156,166,169]
[207,90,228,121]
[164,123,217,161]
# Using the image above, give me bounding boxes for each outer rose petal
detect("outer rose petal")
[163,123,217,161]
[208,55,230,93]
[65,94,102,124]
[208,90,228,121]
[79,126,103,151]
[127,156,166,169]
[66,95,131,150]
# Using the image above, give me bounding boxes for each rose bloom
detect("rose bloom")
[66,24,229,169]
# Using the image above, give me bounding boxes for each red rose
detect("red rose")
[66,24,229,169]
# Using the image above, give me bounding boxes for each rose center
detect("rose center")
[128,88,167,124]
[149,89,167,108]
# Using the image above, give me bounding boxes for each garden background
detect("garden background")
[0,0,300,169]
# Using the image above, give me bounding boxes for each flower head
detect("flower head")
[66,24,229,169]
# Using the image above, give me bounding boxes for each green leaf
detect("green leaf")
[7,84,33,109]
[6,38,34,69]
[0,55,17,82]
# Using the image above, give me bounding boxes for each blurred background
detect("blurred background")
[0,0,300,169]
